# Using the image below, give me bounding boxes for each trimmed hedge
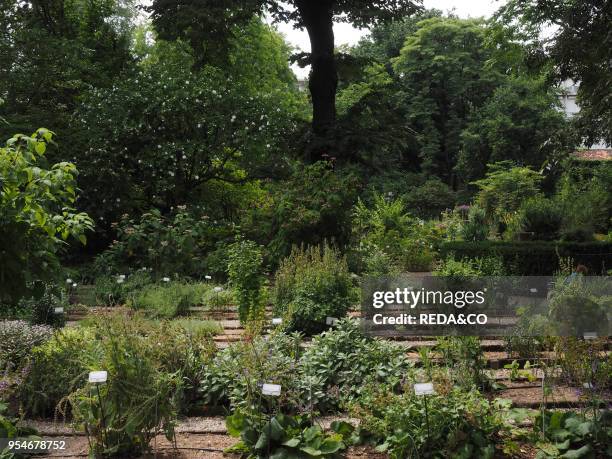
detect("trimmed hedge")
[438,241,612,275]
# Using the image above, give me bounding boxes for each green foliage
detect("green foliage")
[299,319,413,412]
[19,327,99,417]
[498,0,611,145]
[0,0,134,142]
[18,283,68,328]
[68,322,181,457]
[457,76,571,183]
[438,241,612,275]
[534,410,611,458]
[273,244,355,335]
[76,44,296,230]
[227,239,265,323]
[200,332,303,412]
[555,162,612,241]
[472,161,543,224]
[352,194,438,272]
[459,206,489,242]
[435,337,490,390]
[353,387,504,459]
[225,411,348,459]
[0,130,93,302]
[96,207,233,279]
[403,178,456,219]
[129,282,206,319]
[259,162,361,260]
[518,197,563,241]
[392,17,500,183]
[0,321,52,372]
[0,403,39,459]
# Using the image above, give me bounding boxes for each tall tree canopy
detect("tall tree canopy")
[0,0,135,138]
[146,0,423,146]
[497,0,612,145]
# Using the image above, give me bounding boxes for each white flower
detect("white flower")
[119,274,126,279]
[162,277,170,282]
[116,278,124,284]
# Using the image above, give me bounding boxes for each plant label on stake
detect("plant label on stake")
[262,384,281,396]
[583,332,597,340]
[53,307,64,314]
[326,317,338,325]
[271,318,282,325]
[414,382,435,396]
[88,371,108,384]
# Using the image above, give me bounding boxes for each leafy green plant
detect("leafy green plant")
[352,387,503,459]
[504,360,537,383]
[129,281,202,318]
[19,327,99,417]
[97,207,233,279]
[534,410,611,458]
[18,283,67,328]
[68,321,181,457]
[225,411,348,459]
[518,197,563,241]
[299,319,413,411]
[459,205,489,241]
[273,244,356,335]
[0,129,93,303]
[472,161,542,225]
[0,321,52,372]
[436,337,491,390]
[0,402,40,459]
[200,332,303,412]
[227,239,265,323]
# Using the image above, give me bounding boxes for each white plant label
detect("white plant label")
[529,288,538,293]
[583,332,597,340]
[262,383,281,396]
[272,318,282,325]
[582,382,594,389]
[326,317,338,325]
[53,307,64,314]
[88,371,108,383]
[414,382,435,396]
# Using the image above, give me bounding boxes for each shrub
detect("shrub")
[472,161,542,223]
[403,178,456,219]
[227,239,264,323]
[225,411,348,459]
[459,205,489,241]
[273,244,356,335]
[438,241,612,275]
[200,332,303,412]
[201,286,235,310]
[68,321,181,457]
[129,282,202,318]
[0,321,52,371]
[299,319,413,412]
[93,275,126,306]
[18,283,68,328]
[518,197,563,241]
[96,207,233,279]
[19,327,99,417]
[352,387,504,458]
[0,129,93,304]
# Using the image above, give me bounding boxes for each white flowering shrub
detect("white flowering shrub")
[75,41,298,229]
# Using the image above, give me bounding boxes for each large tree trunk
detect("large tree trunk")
[296,0,337,156]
